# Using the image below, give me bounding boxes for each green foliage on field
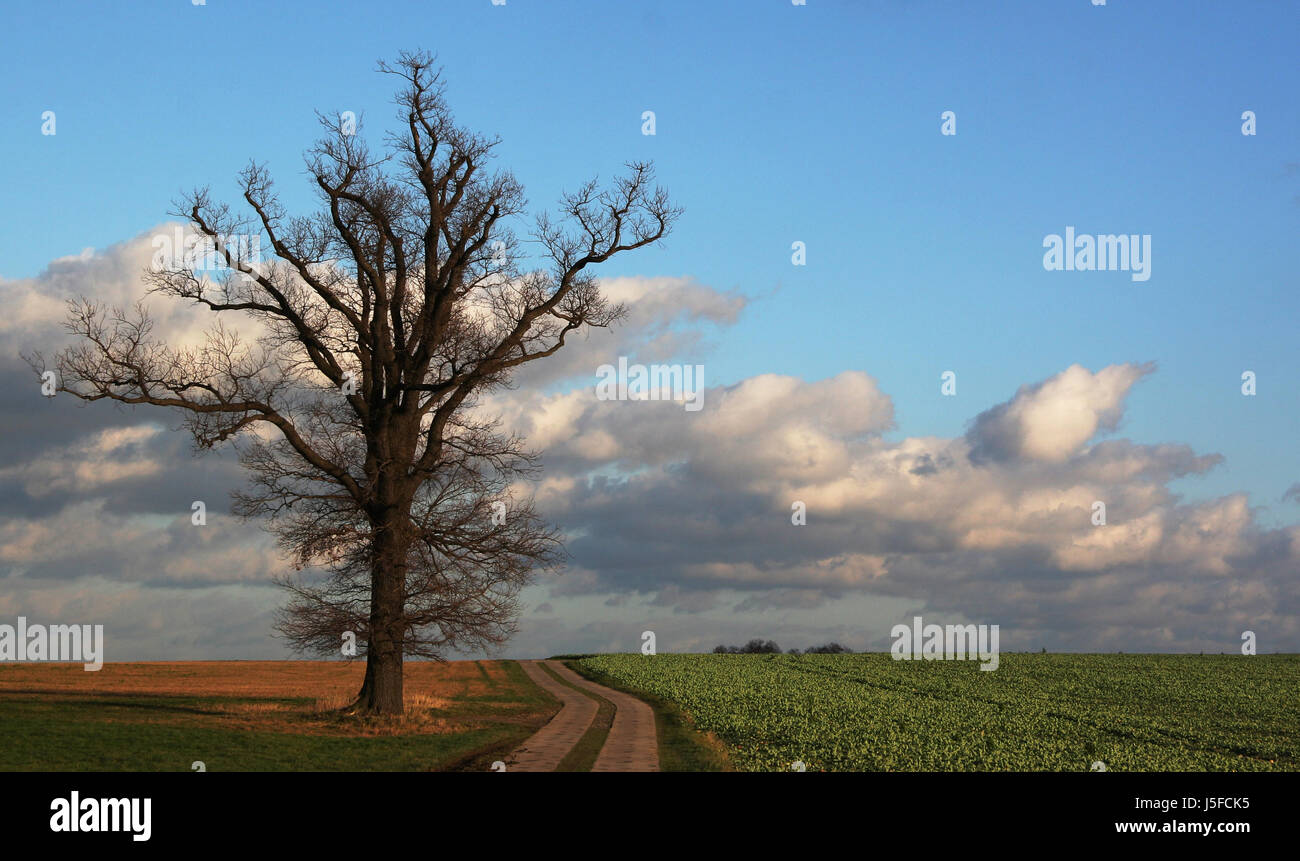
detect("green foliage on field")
[575,653,1300,772]
[565,660,734,772]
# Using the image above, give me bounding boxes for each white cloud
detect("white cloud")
[0,424,164,497]
[966,362,1154,463]
[1,228,1295,656]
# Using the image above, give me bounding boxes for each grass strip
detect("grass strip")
[564,660,733,772]
[536,661,614,772]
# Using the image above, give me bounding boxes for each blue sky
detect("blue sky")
[4,1,1296,522]
[1,1,1297,657]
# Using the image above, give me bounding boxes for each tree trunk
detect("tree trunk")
[350,512,409,714]
[352,639,403,714]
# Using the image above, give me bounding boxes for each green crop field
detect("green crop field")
[575,653,1299,772]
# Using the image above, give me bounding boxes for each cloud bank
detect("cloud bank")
[1,228,1295,658]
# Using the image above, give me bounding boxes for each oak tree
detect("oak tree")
[46,51,678,714]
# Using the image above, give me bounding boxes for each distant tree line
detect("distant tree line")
[712,639,852,655]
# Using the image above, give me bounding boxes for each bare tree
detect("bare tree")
[39,50,679,714]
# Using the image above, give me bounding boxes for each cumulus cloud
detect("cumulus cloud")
[507,275,745,389]
[966,362,1155,464]
[0,228,304,657]
[0,224,237,355]
[485,361,1297,653]
[1,228,1296,658]
[0,424,164,497]
[0,228,754,657]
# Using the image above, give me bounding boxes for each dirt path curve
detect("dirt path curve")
[507,660,598,772]
[546,660,660,772]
